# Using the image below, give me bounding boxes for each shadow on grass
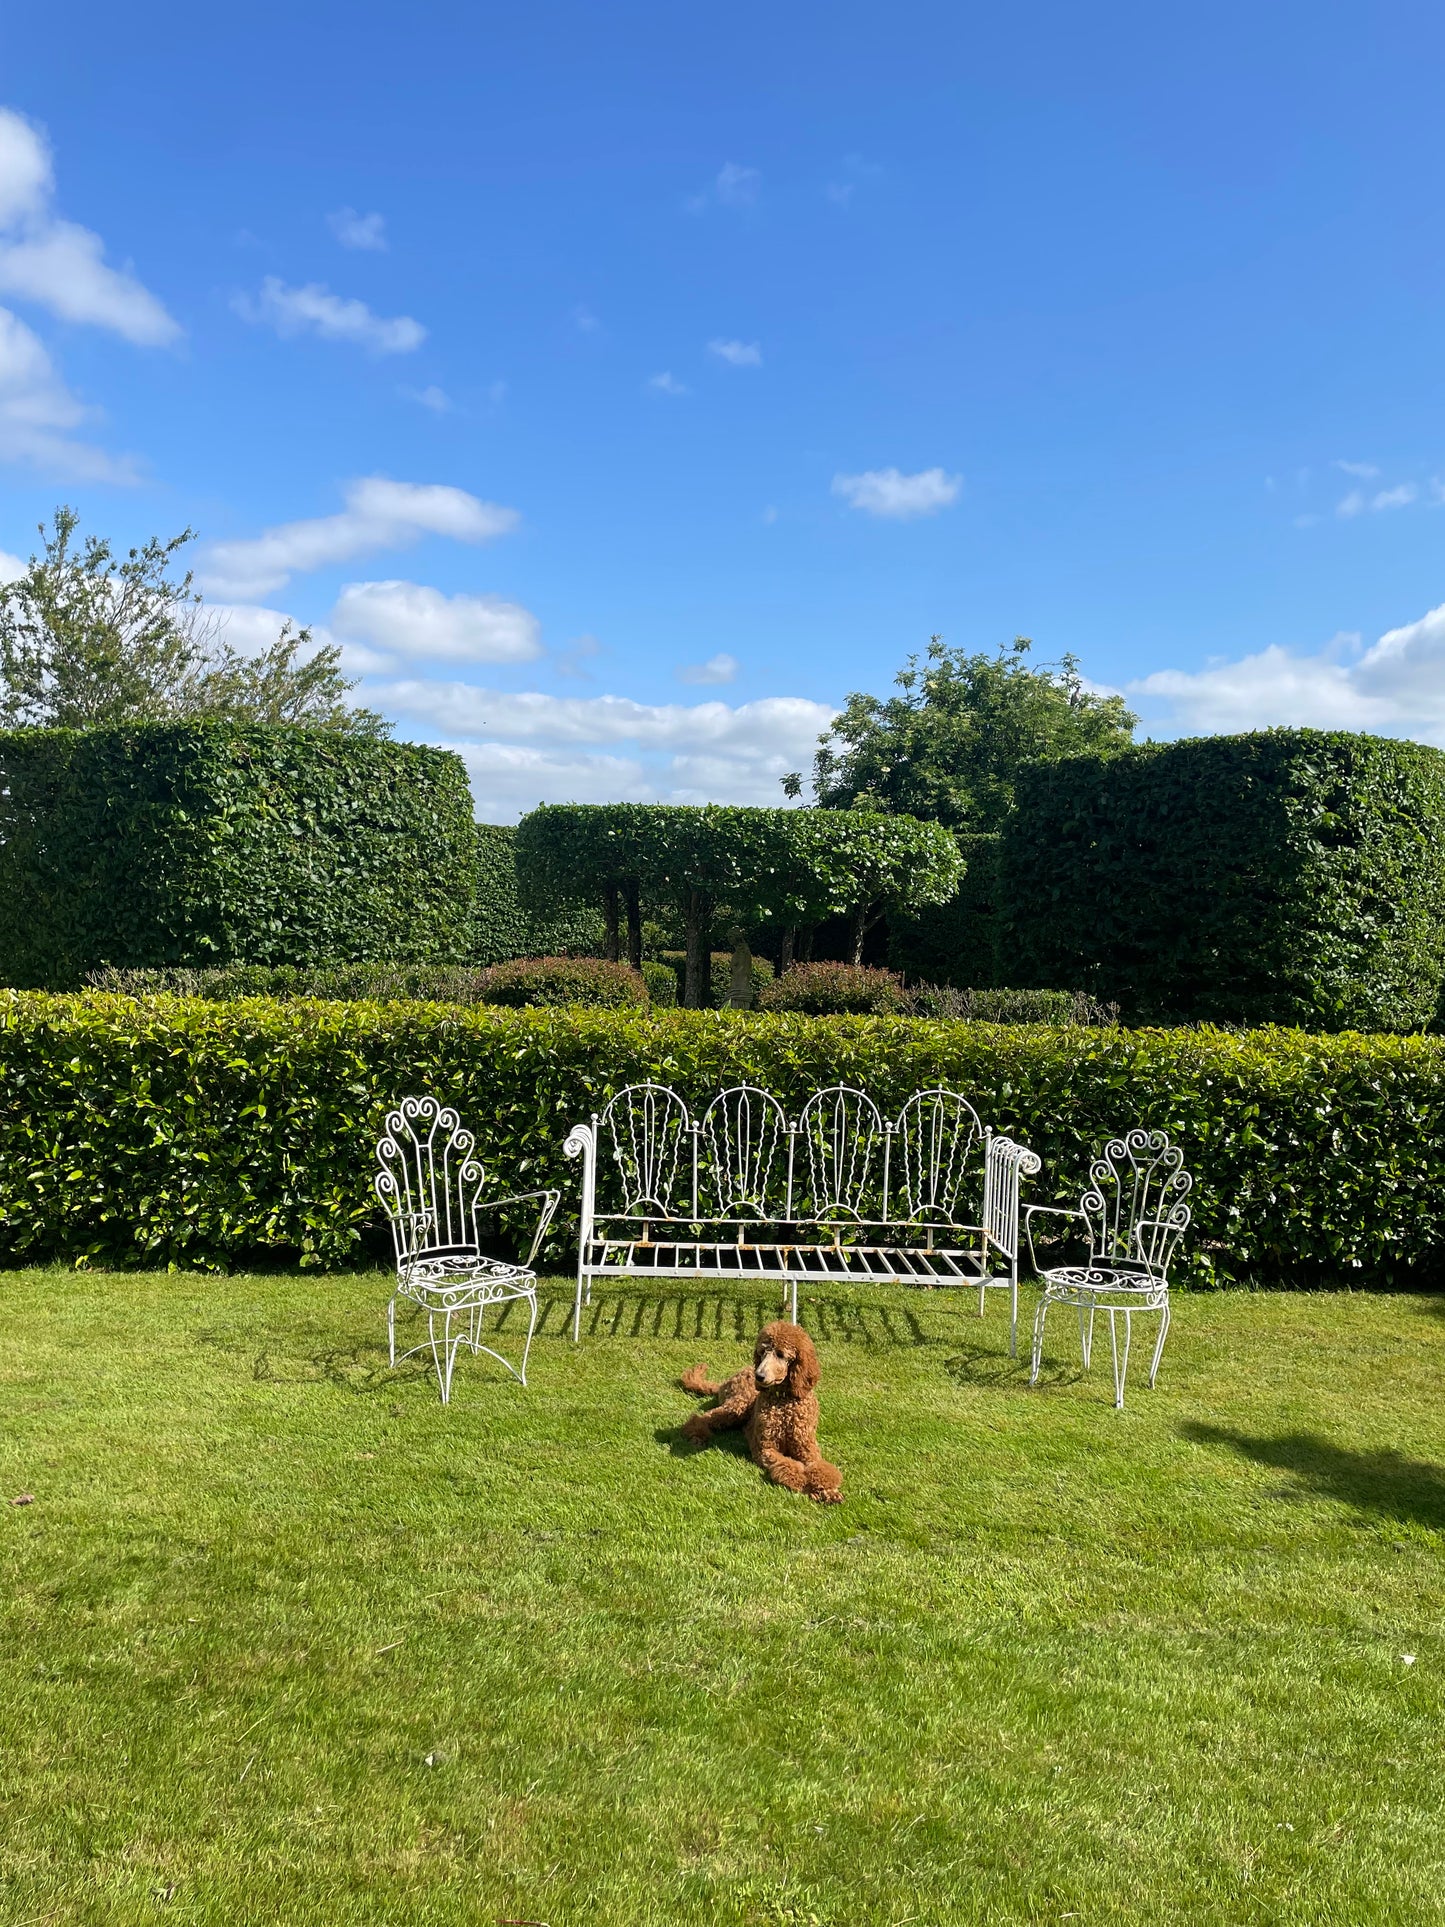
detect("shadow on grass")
[653,1421,750,1461]
[557,1287,958,1350]
[1182,1423,1445,1529]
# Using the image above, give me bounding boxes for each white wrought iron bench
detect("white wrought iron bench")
[564,1084,1040,1351]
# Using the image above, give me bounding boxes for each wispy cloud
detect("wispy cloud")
[0,106,179,347]
[574,305,600,333]
[199,477,519,599]
[1334,458,1381,480]
[400,383,452,414]
[234,277,425,354]
[832,466,962,520]
[328,207,387,251]
[0,302,138,481]
[647,371,688,396]
[708,338,761,367]
[687,161,761,213]
[1337,480,1418,518]
[677,652,738,685]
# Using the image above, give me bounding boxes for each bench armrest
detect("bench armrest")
[1023,1203,1088,1276]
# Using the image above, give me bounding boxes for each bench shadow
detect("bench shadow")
[1181,1422,1445,1530]
[550,1286,980,1351]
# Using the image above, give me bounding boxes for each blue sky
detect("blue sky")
[4,1,1445,818]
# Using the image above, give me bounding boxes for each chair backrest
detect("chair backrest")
[891,1088,985,1223]
[1080,1128,1192,1275]
[375,1095,485,1263]
[599,1083,693,1215]
[700,1085,789,1218]
[796,1085,884,1222]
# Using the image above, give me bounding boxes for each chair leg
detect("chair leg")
[977,1278,986,1319]
[518,1288,538,1388]
[1107,1308,1132,1409]
[1148,1300,1171,1389]
[573,1269,584,1343]
[388,1296,396,1367]
[1078,1302,1096,1371]
[1030,1297,1048,1385]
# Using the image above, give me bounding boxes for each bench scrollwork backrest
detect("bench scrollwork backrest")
[796,1085,884,1222]
[700,1085,789,1219]
[598,1083,694,1215]
[892,1088,984,1224]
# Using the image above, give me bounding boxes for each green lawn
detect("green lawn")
[2,1272,1443,1925]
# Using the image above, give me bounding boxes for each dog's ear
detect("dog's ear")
[787,1328,820,1397]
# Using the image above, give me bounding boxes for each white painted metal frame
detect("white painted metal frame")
[564,1083,1040,1349]
[1026,1127,1193,1408]
[375,1094,559,1402]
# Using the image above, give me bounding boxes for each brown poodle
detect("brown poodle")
[680,1320,843,1503]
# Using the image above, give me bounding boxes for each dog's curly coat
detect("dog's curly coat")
[680,1320,842,1503]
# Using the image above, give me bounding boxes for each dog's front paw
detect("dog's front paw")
[680,1415,710,1444]
[809,1486,843,1504]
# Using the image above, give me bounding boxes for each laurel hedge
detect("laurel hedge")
[2,992,1442,1288]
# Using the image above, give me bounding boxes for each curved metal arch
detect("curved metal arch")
[598,1082,693,1215]
[700,1085,788,1218]
[892,1087,985,1223]
[796,1084,884,1222]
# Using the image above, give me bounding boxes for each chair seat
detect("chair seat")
[398,1250,534,1309]
[1040,1265,1168,1309]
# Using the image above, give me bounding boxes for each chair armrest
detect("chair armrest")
[1023,1204,1088,1277]
[473,1189,562,1268]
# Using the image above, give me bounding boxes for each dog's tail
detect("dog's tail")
[680,1364,721,1396]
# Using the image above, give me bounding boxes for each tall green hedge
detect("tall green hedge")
[887,833,1002,986]
[2,992,1442,1288]
[470,824,602,966]
[1002,730,1445,1029]
[0,724,477,988]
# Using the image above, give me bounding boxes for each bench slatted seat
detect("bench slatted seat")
[564,1084,1040,1351]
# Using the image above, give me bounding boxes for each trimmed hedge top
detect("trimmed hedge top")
[1003,729,1445,1030]
[0,722,477,987]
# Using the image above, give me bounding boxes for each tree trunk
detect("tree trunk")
[602,883,620,963]
[683,890,713,1008]
[849,900,868,966]
[623,879,642,971]
[798,923,814,963]
[780,925,796,973]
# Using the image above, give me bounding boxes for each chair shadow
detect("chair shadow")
[1181,1423,1445,1530]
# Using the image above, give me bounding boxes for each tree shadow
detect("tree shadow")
[1181,1423,1445,1530]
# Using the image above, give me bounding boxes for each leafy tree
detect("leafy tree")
[785,636,1137,833]
[0,507,388,736]
[515,803,963,1003]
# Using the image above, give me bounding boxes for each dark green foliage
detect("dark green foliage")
[3,994,1444,1287]
[1004,730,1445,1030]
[88,963,497,1001]
[804,636,1137,833]
[480,957,649,1007]
[470,824,603,966]
[757,964,911,1015]
[657,951,776,1008]
[0,723,476,988]
[888,834,1002,986]
[641,961,678,1006]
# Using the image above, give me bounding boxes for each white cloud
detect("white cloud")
[401,383,452,413]
[425,687,834,819]
[234,277,425,354]
[832,465,962,519]
[0,303,138,481]
[1130,597,1445,743]
[648,371,688,396]
[0,543,26,582]
[199,477,519,598]
[687,161,762,214]
[0,108,179,347]
[1334,459,1381,480]
[330,579,542,665]
[328,207,387,251]
[677,652,738,685]
[708,338,761,367]
[1337,480,1418,517]
[574,305,600,332]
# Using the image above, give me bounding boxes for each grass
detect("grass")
[2,1272,1444,1925]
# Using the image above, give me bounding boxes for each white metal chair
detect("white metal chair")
[1026,1128,1192,1408]
[374,1095,559,1402]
